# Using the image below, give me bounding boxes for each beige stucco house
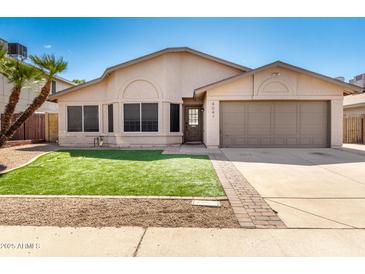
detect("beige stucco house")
[48,47,362,148]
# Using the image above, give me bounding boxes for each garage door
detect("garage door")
[220,101,329,148]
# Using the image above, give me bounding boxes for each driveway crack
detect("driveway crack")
[133,227,147,257]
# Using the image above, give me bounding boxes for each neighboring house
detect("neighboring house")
[0,74,75,114]
[344,73,365,117]
[48,47,362,148]
[0,37,75,123]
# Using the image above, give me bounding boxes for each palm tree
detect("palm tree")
[0,55,67,147]
[0,59,41,134]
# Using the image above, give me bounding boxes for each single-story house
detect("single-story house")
[48,47,362,148]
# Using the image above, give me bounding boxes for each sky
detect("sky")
[0,18,364,81]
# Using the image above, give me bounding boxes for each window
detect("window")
[84,106,99,132]
[188,108,199,126]
[124,103,158,132]
[67,106,82,132]
[67,105,99,132]
[170,104,180,132]
[142,103,158,132]
[108,104,114,133]
[124,104,140,132]
[51,80,57,94]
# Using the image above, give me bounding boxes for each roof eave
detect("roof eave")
[344,102,365,109]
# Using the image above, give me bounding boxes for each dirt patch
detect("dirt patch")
[0,198,240,228]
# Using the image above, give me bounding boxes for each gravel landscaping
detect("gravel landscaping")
[0,143,57,172]
[0,198,239,228]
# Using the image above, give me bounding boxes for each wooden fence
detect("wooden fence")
[343,116,365,144]
[1,113,45,141]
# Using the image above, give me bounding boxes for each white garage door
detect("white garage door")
[220,101,329,148]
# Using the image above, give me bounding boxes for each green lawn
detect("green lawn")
[0,150,224,196]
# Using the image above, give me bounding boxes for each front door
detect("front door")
[184,106,203,143]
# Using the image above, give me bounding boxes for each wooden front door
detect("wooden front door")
[184,106,203,143]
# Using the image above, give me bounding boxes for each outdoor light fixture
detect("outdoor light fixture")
[272,72,280,76]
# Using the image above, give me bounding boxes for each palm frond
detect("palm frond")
[0,59,42,88]
[30,54,68,79]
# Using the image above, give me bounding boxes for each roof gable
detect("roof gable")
[195,61,363,97]
[48,47,250,101]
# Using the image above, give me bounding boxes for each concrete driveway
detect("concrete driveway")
[222,147,365,228]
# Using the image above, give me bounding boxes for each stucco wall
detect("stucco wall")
[204,66,345,148]
[57,52,242,146]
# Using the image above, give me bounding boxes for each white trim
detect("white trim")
[206,95,343,101]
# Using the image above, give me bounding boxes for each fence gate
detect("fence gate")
[45,113,58,142]
[343,116,365,144]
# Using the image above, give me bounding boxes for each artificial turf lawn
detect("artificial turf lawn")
[0,150,224,196]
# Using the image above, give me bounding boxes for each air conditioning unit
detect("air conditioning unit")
[7,42,27,59]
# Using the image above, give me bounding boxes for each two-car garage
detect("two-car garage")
[220,101,330,148]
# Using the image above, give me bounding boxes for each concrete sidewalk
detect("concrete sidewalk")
[1,226,365,256]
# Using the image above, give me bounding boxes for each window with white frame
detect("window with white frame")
[124,103,158,132]
[188,108,199,126]
[67,105,99,132]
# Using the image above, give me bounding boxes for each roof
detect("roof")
[48,47,251,101]
[194,61,363,97]
[344,92,365,108]
[54,75,76,86]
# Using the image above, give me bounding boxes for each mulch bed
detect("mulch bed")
[0,198,240,228]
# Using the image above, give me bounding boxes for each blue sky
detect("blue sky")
[0,18,364,81]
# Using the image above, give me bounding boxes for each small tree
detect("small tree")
[0,55,67,147]
[72,79,86,85]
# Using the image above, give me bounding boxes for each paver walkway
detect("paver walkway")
[0,143,58,172]
[209,152,286,228]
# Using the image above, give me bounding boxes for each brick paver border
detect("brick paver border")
[209,152,286,229]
